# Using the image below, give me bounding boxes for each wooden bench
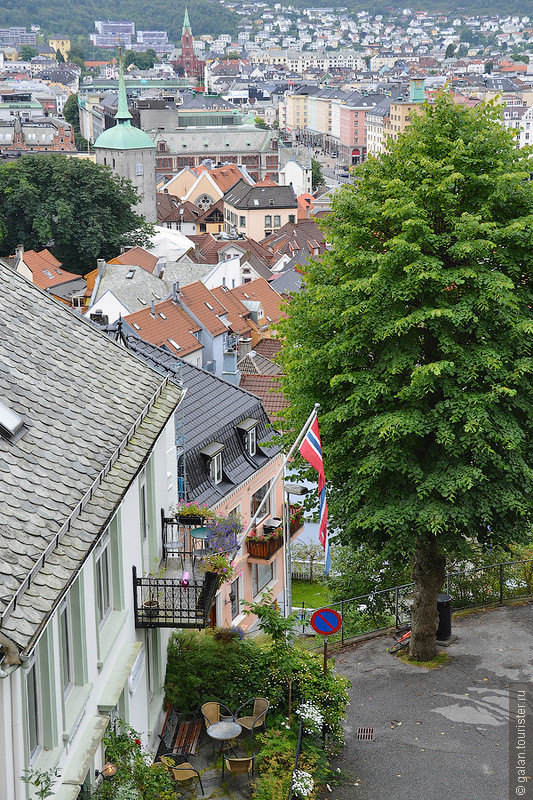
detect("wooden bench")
[158,707,202,758]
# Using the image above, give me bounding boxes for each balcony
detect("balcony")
[246,517,283,562]
[133,566,219,629]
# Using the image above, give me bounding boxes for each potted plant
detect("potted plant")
[197,552,239,584]
[171,501,215,526]
[143,560,165,619]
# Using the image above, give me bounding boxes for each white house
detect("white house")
[0,265,183,799]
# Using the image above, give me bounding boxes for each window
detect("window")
[95,533,112,627]
[136,162,144,176]
[252,562,274,596]
[210,452,223,484]
[274,215,281,228]
[60,600,74,697]
[239,215,246,227]
[27,659,41,759]
[250,481,270,519]
[139,470,148,542]
[246,426,257,457]
[264,215,272,227]
[230,578,240,618]
[288,214,295,223]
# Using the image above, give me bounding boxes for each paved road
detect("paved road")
[325,603,533,800]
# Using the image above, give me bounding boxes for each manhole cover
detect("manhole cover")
[357,727,375,741]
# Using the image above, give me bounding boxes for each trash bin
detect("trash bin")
[436,593,452,640]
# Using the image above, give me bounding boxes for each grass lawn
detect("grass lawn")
[292,579,332,609]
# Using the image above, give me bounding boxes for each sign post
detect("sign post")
[310,608,343,676]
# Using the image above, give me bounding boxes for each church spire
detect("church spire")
[182,7,192,35]
[115,46,133,123]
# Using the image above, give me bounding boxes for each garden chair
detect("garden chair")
[236,697,269,745]
[201,701,235,754]
[222,754,255,788]
[160,754,204,795]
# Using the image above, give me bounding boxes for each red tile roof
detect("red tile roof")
[123,298,203,357]
[157,194,201,224]
[239,375,287,422]
[211,285,261,336]
[254,338,282,361]
[108,246,159,273]
[196,163,252,193]
[179,281,229,337]
[23,249,80,288]
[229,277,285,326]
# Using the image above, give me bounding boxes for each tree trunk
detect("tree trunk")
[409,535,446,661]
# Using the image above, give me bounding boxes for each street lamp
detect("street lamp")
[282,480,309,618]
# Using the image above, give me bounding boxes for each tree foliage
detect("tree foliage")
[280,96,533,659]
[123,48,157,70]
[0,155,153,273]
[311,158,324,190]
[18,45,38,61]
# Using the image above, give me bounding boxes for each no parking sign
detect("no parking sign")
[310,607,343,636]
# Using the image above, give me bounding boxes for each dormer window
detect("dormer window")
[237,417,258,457]
[200,441,225,485]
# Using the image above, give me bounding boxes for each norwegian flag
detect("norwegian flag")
[299,417,330,575]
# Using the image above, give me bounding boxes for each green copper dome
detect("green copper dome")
[94,52,155,151]
[94,122,155,150]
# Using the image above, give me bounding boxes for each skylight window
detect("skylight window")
[205,302,214,310]
[132,323,141,330]
[43,269,53,278]
[126,269,135,279]
[159,313,167,320]
[0,398,25,442]
[168,338,181,350]
[55,268,62,275]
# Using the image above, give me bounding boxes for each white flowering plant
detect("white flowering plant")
[291,769,314,798]
[296,702,324,735]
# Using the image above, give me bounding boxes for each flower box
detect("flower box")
[247,536,283,560]
[176,515,204,527]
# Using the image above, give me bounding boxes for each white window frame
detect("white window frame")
[26,657,42,761]
[210,452,223,484]
[95,532,113,628]
[246,426,257,457]
[59,598,74,697]
[230,577,240,619]
[250,481,271,519]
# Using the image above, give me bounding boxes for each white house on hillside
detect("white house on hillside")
[0,265,184,799]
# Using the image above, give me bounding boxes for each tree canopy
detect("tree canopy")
[280,96,533,659]
[0,155,154,274]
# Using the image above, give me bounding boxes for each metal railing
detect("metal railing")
[293,557,533,647]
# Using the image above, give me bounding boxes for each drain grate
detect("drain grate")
[357,727,375,741]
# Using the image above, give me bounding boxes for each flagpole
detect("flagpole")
[239,402,320,547]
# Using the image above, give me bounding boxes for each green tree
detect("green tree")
[55,49,65,63]
[279,96,533,661]
[484,60,494,73]
[445,43,455,59]
[0,155,154,273]
[311,158,323,190]
[63,92,90,150]
[19,45,38,61]
[254,116,268,129]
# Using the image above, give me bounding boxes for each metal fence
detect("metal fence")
[293,557,533,647]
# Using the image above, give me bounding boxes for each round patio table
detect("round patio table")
[207,720,242,754]
[190,526,209,540]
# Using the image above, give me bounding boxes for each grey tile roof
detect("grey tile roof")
[152,127,275,155]
[224,180,297,210]
[108,333,281,508]
[0,265,182,653]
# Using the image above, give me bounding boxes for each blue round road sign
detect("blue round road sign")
[310,608,342,636]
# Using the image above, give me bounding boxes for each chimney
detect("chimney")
[15,244,24,262]
[120,245,126,254]
[172,281,180,302]
[150,300,156,316]
[97,258,106,277]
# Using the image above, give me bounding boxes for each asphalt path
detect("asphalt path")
[324,603,533,800]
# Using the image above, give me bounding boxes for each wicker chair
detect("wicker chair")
[201,701,235,754]
[160,754,204,795]
[222,754,255,787]
[236,697,269,745]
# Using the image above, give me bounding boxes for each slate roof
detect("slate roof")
[157,194,201,225]
[152,127,274,156]
[106,334,282,507]
[90,263,170,314]
[238,351,282,376]
[224,180,297,211]
[270,268,304,294]
[0,265,182,653]
[261,220,326,259]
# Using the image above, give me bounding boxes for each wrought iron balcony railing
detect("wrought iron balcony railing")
[133,566,219,629]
